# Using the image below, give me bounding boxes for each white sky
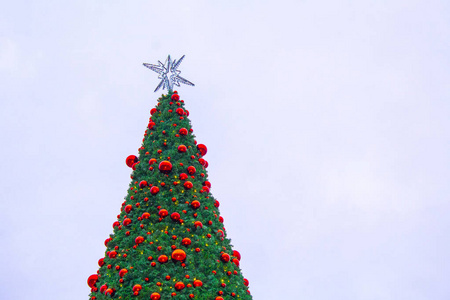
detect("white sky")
[1,1,450,299]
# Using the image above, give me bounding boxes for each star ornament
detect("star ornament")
[143,55,195,92]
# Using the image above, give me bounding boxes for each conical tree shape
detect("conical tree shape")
[88,91,252,300]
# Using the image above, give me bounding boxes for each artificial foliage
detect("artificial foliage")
[88,91,252,300]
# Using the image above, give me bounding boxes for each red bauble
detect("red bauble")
[194,221,203,228]
[215,297,224,300]
[214,200,220,207]
[171,94,180,101]
[135,236,144,244]
[179,128,188,135]
[132,162,139,170]
[233,250,241,261]
[243,278,249,286]
[171,249,187,261]
[203,181,211,188]
[176,108,184,115]
[179,173,188,180]
[184,181,193,189]
[181,238,191,246]
[191,200,200,209]
[87,274,98,288]
[159,161,173,173]
[139,180,148,188]
[171,212,181,221]
[98,258,105,267]
[232,258,240,267]
[104,288,115,296]
[100,284,108,293]
[159,209,169,218]
[126,155,138,168]
[202,186,210,193]
[198,158,205,166]
[220,253,230,262]
[187,166,196,174]
[119,268,128,277]
[158,255,168,263]
[142,212,150,219]
[148,158,157,165]
[150,186,159,195]
[133,284,142,292]
[148,121,156,129]
[125,205,132,213]
[219,216,224,223]
[178,145,187,152]
[123,218,131,226]
[193,279,203,287]
[197,144,207,156]
[151,292,161,300]
[150,108,157,115]
[175,281,185,290]
[109,251,117,258]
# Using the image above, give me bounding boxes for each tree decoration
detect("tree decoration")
[197,144,207,156]
[126,155,138,168]
[158,161,173,173]
[171,249,187,261]
[233,250,241,261]
[89,86,252,299]
[87,274,98,288]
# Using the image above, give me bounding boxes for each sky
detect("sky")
[1,1,450,299]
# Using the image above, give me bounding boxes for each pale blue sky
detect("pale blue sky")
[1,1,450,299]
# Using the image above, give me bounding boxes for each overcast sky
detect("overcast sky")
[1,1,450,299]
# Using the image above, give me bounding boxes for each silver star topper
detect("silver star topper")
[143,55,195,92]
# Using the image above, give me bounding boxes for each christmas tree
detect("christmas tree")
[87,56,252,300]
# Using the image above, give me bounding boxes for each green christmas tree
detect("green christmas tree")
[87,56,252,300]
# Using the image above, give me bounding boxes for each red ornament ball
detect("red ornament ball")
[233,250,241,261]
[233,258,240,267]
[214,200,220,207]
[150,292,161,300]
[179,173,188,180]
[171,212,181,221]
[98,258,105,267]
[149,158,157,165]
[119,268,128,277]
[194,221,203,228]
[123,218,131,226]
[184,181,193,189]
[193,279,203,287]
[133,284,142,292]
[181,238,191,246]
[139,180,148,188]
[178,145,187,152]
[215,297,224,300]
[150,186,159,195]
[158,255,168,263]
[176,108,184,115]
[142,212,150,219]
[197,144,207,156]
[150,108,158,115]
[87,274,98,288]
[191,200,201,209]
[159,209,169,218]
[179,128,188,135]
[175,281,185,290]
[159,161,173,173]
[126,155,138,168]
[203,181,211,188]
[104,288,115,296]
[135,236,144,244]
[220,253,230,262]
[243,278,249,286]
[171,94,180,101]
[125,205,132,213]
[171,249,187,261]
[187,166,196,174]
